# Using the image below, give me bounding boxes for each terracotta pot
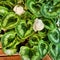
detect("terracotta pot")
[0,42,51,60]
[43,55,51,60]
[0,54,22,60]
[0,42,22,60]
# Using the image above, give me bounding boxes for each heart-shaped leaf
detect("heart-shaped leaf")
[15,19,33,39]
[48,29,59,44]
[26,0,41,17]
[38,40,49,59]
[2,12,19,30]
[49,43,58,60]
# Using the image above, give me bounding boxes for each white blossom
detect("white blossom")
[13,5,25,15]
[5,50,12,55]
[33,18,44,32]
[56,20,59,27]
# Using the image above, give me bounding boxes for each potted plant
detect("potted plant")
[0,0,59,60]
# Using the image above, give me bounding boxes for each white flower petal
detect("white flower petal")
[56,20,59,27]
[33,18,44,32]
[13,5,25,15]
